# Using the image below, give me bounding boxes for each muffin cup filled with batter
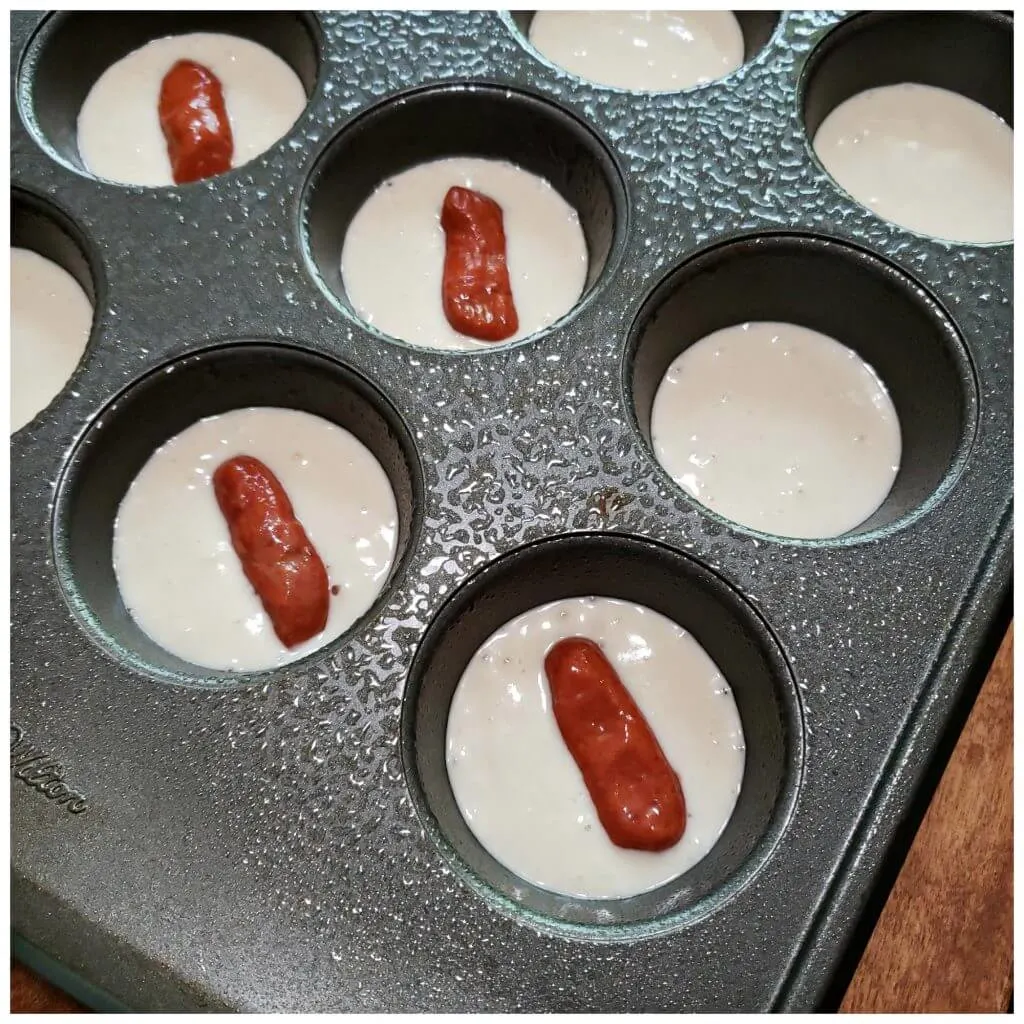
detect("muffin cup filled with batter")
[19,12,319,184]
[340,156,588,351]
[403,534,801,931]
[112,406,399,673]
[516,11,779,93]
[53,343,422,686]
[447,595,746,899]
[651,320,902,540]
[629,234,976,542]
[303,84,626,352]
[802,11,1013,244]
[11,191,98,433]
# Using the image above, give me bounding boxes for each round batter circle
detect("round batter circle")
[11,247,93,433]
[77,31,307,187]
[340,156,588,351]
[813,82,1013,244]
[446,596,746,900]
[650,321,902,539]
[527,11,745,92]
[113,406,398,672]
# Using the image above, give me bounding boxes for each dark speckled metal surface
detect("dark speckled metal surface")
[10,10,1012,1012]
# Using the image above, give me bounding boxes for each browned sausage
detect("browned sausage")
[159,59,234,185]
[213,456,329,649]
[440,186,519,341]
[544,636,686,851]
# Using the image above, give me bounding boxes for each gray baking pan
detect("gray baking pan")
[10,10,1012,1011]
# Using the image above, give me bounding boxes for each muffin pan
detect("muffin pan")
[10,10,1012,1012]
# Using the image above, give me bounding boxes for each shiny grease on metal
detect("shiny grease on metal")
[10,9,1014,1013]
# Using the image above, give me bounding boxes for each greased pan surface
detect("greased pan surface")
[10,10,1012,1011]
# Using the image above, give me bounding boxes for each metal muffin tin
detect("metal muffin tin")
[10,9,1012,1011]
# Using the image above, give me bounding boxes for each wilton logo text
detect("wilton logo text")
[10,724,88,814]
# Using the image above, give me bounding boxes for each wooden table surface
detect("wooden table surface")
[11,626,1013,1013]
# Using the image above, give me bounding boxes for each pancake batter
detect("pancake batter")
[528,11,745,91]
[814,82,1013,243]
[77,32,307,186]
[651,321,901,538]
[447,596,745,899]
[11,247,93,432]
[341,157,588,351]
[113,406,398,671]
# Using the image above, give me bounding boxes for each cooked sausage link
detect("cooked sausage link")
[213,455,329,649]
[544,636,686,851]
[159,59,234,184]
[441,186,519,341]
